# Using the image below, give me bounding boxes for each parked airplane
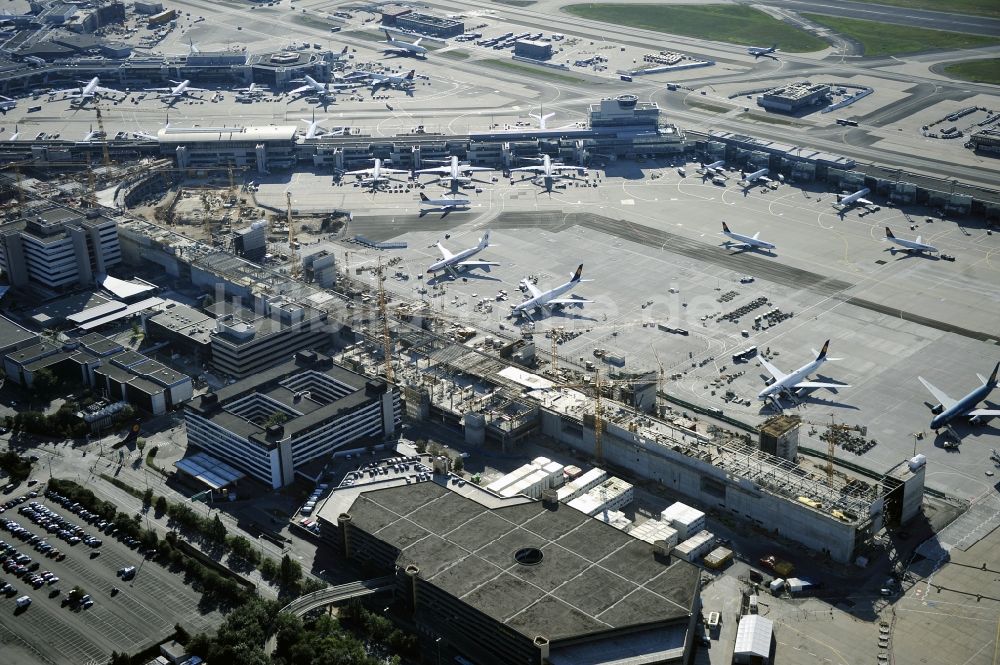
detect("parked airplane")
[0,95,15,114]
[884,227,939,254]
[417,155,491,186]
[8,124,19,140]
[419,192,471,210]
[511,154,582,182]
[370,69,415,92]
[531,110,555,129]
[722,222,776,251]
[920,362,1000,432]
[426,230,497,276]
[56,77,121,101]
[289,75,335,98]
[748,44,778,58]
[757,341,849,405]
[300,111,328,139]
[147,80,206,102]
[345,158,408,187]
[81,125,102,141]
[383,30,427,56]
[511,264,593,320]
[740,168,770,184]
[700,159,726,176]
[835,187,872,209]
[234,82,263,95]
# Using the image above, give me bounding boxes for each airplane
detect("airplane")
[300,111,329,139]
[234,82,263,96]
[56,77,121,101]
[531,109,555,129]
[345,158,409,188]
[748,44,778,58]
[920,362,1000,433]
[8,124,19,140]
[426,230,497,277]
[511,264,593,320]
[369,69,416,92]
[757,341,849,406]
[700,159,726,177]
[416,155,492,186]
[884,227,939,254]
[0,95,15,114]
[511,154,583,183]
[740,168,770,185]
[419,192,471,211]
[289,75,336,98]
[81,125,102,142]
[147,80,207,102]
[383,30,427,57]
[721,222,776,251]
[835,187,872,209]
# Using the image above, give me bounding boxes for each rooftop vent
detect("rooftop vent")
[514,547,544,566]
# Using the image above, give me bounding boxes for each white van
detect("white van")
[15,595,30,608]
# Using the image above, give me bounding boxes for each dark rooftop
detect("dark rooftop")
[0,315,38,352]
[346,482,700,642]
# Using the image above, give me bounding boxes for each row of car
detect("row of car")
[19,502,104,548]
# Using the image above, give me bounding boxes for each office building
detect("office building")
[758,82,830,113]
[0,206,122,291]
[328,480,701,665]
[0,315,39,357]
[184,351,399,488]
[514,40,552,61]
[395,13,463,38]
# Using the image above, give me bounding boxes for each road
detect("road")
[760,0,1000,37]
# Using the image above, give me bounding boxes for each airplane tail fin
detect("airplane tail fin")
[342,46,349,54]
[479,230,491,249]
[816,340,830,361]
[384,30,392,41]
[406,70,415,80]
[571,264,583,282]
[722,221,731,234]
[885,227,895,239]
[419,192,428,202]
[989,361,999,386]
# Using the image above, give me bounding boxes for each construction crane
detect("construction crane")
[376,255,395,383]
[93,101,112,168]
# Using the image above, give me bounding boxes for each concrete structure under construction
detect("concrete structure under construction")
[328,479,702,665]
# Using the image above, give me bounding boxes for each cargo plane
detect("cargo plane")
[512,264,593,320]
[426,230,498,276]
[758,341,849,407]
[920,362,1000,433]
[722,222,776,252]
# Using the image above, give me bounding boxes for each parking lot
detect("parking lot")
[0,486,223,665]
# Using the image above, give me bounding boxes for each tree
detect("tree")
[260,557,278,581]
[414,439,427,454]
[452,455,464,473]
[143,488,153,506]
[262,412,288,428]
[174,623,191,645]
[136,438,146,454]
[68,586,86,603]
[206,514,228,544]
[279,554,301,587]
[229,535,255,562]
[155,496,168,514]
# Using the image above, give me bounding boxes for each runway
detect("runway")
[760,0,1000,37]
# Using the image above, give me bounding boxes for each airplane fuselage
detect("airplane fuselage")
[428,245,478,272]
[932,383,996,429]
[838,188,871,207]
[514,280,572,314]
[758,358,825,400]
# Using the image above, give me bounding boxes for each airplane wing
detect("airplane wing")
[547,298,593,305]
[289,84,313,95]
[95,86,119,95]
[345,167,373,176]
[511,166,543,173]
[145,87,172,92]
[463,166,493,173]
[523,280,543,298]
[549,165,581,172]
[417,166,450,175]
[436,243,454,261]
[380,167,410,174]
[456,260,499,268]
[752,232,760,240]
[793,381,850,389]
[52,86,82,95]
[918,377,957,409]
[969,409,1000,417]
[915,236,922,244]
[414,38,423,46]
[758,358,787,382]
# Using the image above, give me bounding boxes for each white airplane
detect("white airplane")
[289,75,335,98]
[884,227,939,254]
[383,30,427,56]
[740,168,770,185]
[700,159,726,176]
[416,156,491,186]
[234,82,263,96]
[426,230,497,276]
[300,111,328,139]
[56,77,121,101]
[920,362,1000,432]
[722,222,776,251]
[345,158,409,187]
[0,95,15,114]
[8,124,19,140]
[370,69,415,92]
[147,80,207,102]
[81,125,102,142]
[511,154,582,181]
[531,110,555,129]
[419,192,471,211]
[835,187,872,209]
[748,44,778,58]
[512,264,593,320]
[758,341,849,406]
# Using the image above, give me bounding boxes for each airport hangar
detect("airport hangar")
[3,94,999,219]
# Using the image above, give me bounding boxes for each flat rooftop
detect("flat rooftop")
[345,480,700,642]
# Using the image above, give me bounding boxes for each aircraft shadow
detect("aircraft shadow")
[722,244,777,258]
[427,271,501,286]
[889,249,939,261]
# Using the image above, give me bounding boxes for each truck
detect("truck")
[759,555,794,578]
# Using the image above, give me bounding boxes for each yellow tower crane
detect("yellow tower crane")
[376,256,395,383]
[93,101,112,169]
